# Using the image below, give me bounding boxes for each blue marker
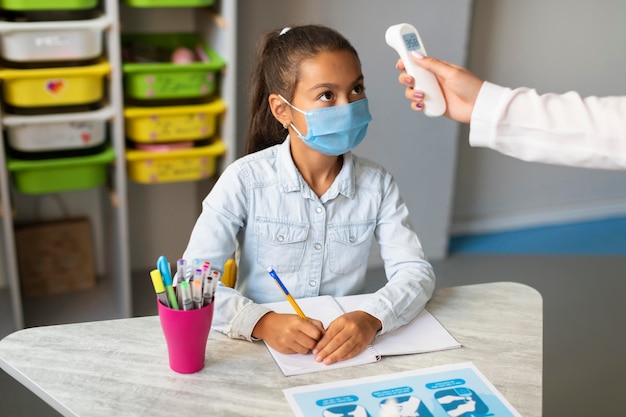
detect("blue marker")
[157,256,179,310]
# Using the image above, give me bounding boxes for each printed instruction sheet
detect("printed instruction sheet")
[283,362,522,417]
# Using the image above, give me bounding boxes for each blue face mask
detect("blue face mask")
[279,96,372,156]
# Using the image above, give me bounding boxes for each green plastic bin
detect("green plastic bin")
[0,0,97,10]
[7,146,115,194]
[122,33,226,101]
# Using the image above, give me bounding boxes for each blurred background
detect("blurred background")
[2,1,625,416]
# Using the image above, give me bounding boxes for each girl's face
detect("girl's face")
[289,49,366,136]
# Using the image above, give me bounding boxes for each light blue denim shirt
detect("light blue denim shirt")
[182,137,435,341]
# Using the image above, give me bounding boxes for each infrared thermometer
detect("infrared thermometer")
[385,23,446,117]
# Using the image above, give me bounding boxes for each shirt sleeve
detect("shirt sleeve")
[181,161,270,341]
[470,81,626,169]
[356,171,436,335]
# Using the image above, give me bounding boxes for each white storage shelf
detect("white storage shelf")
[0,0,237,335]
[0,0,130,332]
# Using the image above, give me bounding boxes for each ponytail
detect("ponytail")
[246,30,287,154]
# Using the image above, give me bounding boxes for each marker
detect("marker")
[267,267,307,319]
[202,261,211,280]
[202,272,214,307]
[180,281,193,311]
[176,278,183,309]
[193,267,204,283]
[150,269,170,307]
[192,279,203,309]
[192,259,202,274]
[176,258,187,284]
[152,268,177,310]
[157,255,179,310]
[210,270,221,294]
[221,258,237,288]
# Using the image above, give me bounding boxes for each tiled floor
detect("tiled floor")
[3,254,625,417]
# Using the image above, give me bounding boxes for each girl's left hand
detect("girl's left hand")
[312,311,382,365]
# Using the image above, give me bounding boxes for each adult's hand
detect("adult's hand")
[396,52,483,123]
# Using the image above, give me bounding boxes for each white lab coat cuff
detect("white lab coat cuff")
[469,81,510,149]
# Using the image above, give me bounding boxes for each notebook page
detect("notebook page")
[335,293,461,356]
[262,296,380,376]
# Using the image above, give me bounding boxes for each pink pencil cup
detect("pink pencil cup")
[157,299,214,374]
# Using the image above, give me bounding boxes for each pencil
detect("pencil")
[266,267,308,319]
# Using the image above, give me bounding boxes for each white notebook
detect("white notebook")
[262,294,461,376]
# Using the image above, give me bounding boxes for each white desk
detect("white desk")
[0,282,542,416]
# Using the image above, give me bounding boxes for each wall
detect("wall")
[237,0,473,262]
[453,0,626,235]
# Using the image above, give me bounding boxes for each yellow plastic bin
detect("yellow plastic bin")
[126,140,226,184]
[124,99,225,143]
[0,59,110,111]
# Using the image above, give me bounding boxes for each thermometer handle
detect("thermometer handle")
[385,23,446,117]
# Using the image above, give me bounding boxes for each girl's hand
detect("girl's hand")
[252,312,325,354]
[312,311,382,365]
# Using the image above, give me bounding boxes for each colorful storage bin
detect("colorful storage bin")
[0,15,110,64]
[7,146,115,194]
[0,0,97,10]
[126,140,226,184]
[124,99,225,143]
[123,0,214,7]
[0,59,110,110]
[3,107,111,155]
[122,33,225,102]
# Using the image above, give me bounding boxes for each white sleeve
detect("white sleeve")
[469,81,626,169]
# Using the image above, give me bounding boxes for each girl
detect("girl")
[182,25,435,365]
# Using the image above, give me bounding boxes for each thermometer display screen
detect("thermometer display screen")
[402,32,421,51]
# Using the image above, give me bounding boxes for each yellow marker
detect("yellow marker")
[221,258,237,288]
[152,265,179,310]
[150,269,169,307]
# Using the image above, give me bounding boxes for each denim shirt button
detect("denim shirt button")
[349,236,356,243]
[309,280,317,287]
[276,235,284,242]
[315,207,323,214]
[314,243,322,250]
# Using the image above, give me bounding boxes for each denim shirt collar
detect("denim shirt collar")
[278,136,356,200]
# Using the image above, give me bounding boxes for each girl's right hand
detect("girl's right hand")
[252,312,325,354]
